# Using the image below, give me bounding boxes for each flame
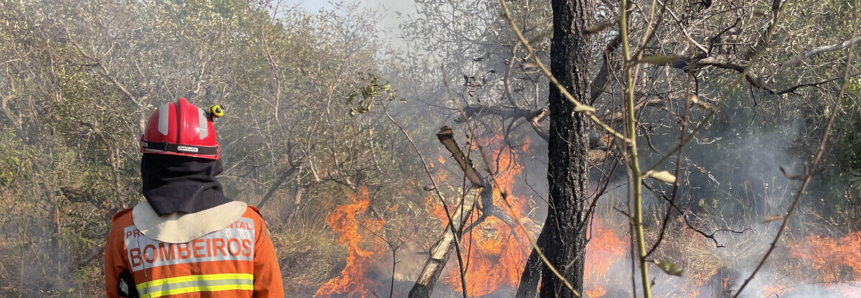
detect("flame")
[315,188,385,298]
[788,232,861,282]
[586,284,606,298]
[761,284,789,298]
[321,129,861,297]
[688,289,700,298]
[775,232,861,297]
[436,170,448,184]
[585,217,627,285]
[440,135,532,296]
[430,134,630,296]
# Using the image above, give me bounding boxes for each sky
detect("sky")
[284,0,416,37]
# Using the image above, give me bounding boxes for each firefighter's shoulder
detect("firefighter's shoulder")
[244,204,271,223]
[247,205,262,215]
[110,207,134,223]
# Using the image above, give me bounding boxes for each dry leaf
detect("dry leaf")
[644,170,676,184]
[584,22,613,34]
[691,95,715,111]
[654,260,682,277]
[762,215,785,223]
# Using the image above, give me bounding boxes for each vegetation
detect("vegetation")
[0,0,859,297]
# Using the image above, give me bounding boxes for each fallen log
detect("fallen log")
[409,126,487,298]
[408,187,485,298]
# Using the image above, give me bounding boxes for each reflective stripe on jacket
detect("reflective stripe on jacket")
[105,206,284,298]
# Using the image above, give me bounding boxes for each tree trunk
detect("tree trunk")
[515,226,546,298]
[517,0,593,297]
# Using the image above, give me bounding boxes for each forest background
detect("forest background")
[1,0,860,297]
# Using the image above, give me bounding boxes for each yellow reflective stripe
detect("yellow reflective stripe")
[140,284,254,298]
[136,273,253,290]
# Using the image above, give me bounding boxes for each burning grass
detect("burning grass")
[302,133,861,298]
[315,188,385,297]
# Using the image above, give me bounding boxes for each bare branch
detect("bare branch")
[382,103,469,298]
[445,60,581,297]
[500,0,631,145]
[775,35,861,78]
[732,4,857,296]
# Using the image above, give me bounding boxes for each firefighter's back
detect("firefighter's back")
[105,203,283,298]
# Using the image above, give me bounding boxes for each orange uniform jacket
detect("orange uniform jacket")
[105,206,284,298]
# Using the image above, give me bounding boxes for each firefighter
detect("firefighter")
[104,98,284,297]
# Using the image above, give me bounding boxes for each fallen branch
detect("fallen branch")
[381,97,470,297]
[409,188,482,298]
[437,126,483,187]
[408,126,483,298]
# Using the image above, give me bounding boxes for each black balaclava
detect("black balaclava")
[141,153,232,216]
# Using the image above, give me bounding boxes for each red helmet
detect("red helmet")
[140,98,220,160]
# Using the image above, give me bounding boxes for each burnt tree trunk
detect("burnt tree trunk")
[515,225,545,298]
[517,0,593,297]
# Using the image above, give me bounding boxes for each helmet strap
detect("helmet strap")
[141,140,218,156]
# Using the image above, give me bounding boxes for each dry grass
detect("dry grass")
[587,176,861,298]
[264,200,346,296]
[0,173,856,297]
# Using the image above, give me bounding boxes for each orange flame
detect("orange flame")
[440,135,532,296]
[776,232,861,297]
[761,284,789,298]
[788,232,861,282]
[365,130,861,297]
[431,134,630,296]
[586,284,606,298]
[585,217,628,285]
[315,188,385,298]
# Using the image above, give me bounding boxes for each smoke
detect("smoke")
[287,0,415,49]
[574,93,861,298]
[280,1,860,297]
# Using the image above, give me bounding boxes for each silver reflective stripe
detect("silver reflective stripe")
[197,108,208,139]
[157,103,170,135]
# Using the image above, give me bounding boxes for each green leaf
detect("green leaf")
[654,260,682,276]
[637,55,681,65]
